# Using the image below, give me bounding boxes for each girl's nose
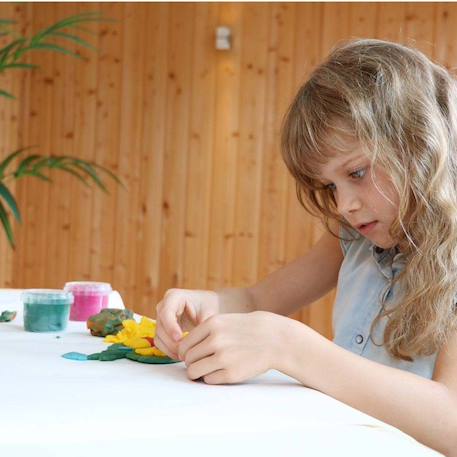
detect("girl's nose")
[336,189,362,216]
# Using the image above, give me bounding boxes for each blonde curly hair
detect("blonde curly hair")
[281,38,457,361]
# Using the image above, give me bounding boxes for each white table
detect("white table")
[0,289,442,457]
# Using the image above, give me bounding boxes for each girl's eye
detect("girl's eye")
[324,167,366,192]
[350,168,366,179]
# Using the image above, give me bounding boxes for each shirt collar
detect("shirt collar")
[370,243,405,280]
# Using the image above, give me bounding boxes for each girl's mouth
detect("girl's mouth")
[357,221,378,234]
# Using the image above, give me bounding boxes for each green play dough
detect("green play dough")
[87,308,134,337]
[88,344,133,361]
[88,351,127,361]
[24,302,71,332]
[0,310,16,322]
[125,352,179,364]
[62,343,179,365]
[23,290,73,332]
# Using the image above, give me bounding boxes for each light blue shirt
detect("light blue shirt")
[333,226,437,379]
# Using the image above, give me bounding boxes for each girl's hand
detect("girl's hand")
[155,289,220,360]
[177,311,286,385]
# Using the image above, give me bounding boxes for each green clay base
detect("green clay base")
[87,343,132,361]
[125,351,179,364]
[64,343,179,364]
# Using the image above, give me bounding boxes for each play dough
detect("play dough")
[0,310,16,322]
[63,316,187,365]
[87,308,134,337]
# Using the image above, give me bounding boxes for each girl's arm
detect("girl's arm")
[156,222,342,357]
[218,221,344,316]
[277,320,457,456]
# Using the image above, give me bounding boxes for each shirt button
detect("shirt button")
[355,334,364,344]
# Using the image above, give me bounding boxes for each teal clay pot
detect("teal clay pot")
[23,289,74,332]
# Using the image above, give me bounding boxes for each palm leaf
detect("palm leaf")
[0,146,34,178]
[10,153,121,191]
[0,37,26,65]
[92,163,125,188]
[31,172,52,182]
[0,13,110,98]
[58,165,89,187]
[67,158,124,189]
[71,160,107,192]
[0,89,15,99]
[49,31,97,52]
[0,181,21,222]
[14,154,43,177]
[0,200,15,248]
[32,156,62,171]
[28,43,83,60]
[51,157,97,187]
[0,63,37,70]
[31,12,105,45]
[0,13,119,249]
[72,25,99,37]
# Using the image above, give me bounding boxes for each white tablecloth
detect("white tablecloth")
[0,290,442,457]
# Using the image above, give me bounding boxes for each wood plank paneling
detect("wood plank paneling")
[158,3,194,297]
[257,3,295,282]
[90,3,123,288]
[67,2,100,283]
[404,2,436,56]
[232,3,270,287]
[46,2,74,289]
[434,3,457,69]
[113,3,146,307]
[182,4,218,291]
[207,3,241,290]
[376,3,406,42]
[134,4,169,313]
[11,2,32,287]
[0,3,24,287]
[349,3,377,39]
[22,4,56,288]
[1,2,456,339]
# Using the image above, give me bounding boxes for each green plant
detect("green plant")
[0,12,121,248]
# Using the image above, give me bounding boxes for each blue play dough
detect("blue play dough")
[62,352,89,361]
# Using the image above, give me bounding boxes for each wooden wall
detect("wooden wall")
[0,2,455,339]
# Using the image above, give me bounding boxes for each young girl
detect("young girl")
[155,39,457,456]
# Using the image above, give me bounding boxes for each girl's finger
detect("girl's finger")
[203,369,229,385]
[186,354,222,381]
[154,333,179,361]
[182,337,215,366]
[198,307,217,324]
[177,319,212,360]
[155,318,180,355]
[158,296,186,342]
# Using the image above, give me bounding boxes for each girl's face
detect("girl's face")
[318,146,400,249]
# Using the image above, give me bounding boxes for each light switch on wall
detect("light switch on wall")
[216,26,231,50]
